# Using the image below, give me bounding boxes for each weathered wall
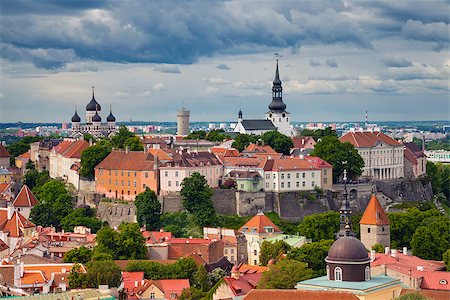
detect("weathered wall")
[96,202,137,228]
[213,189,237,214]
[236,191,266,216]
[375,179,432,203]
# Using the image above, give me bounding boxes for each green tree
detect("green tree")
[61,207,102,233]
[311,135,364,181]
[261,131,294,154]
[443,249,450,271]
[300,127,337,141]
[80,139,112,179]
[257,259,314,289]
[63,246,93,264]
[185,130,207,140]
[411,216,450,260]
[30,180,74,229]
[135,187,162,230]
[231,134,260,152]
[25,160,35,170]
[394,292,428,300]
[298,211,340,241]
[180,172,216,227]
[123,136,144,151]
[372,243,385,253]
[6,136,41,163]
[111,125,135,149]
[94,226,119,258]
[86,260,122,287]
[24,170,50,190]
[206,129,230,142]
[287,239,334,276]
[116,223,147,260]
[193,265,209,291]
[259,240,291,266]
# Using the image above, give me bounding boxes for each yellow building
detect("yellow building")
[0,168,13,184]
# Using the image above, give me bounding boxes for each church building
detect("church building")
[70,87,117,138]
[233,61,295,137]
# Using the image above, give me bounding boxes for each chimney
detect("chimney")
[231,267,240,280]
[391,249,398,258]
[125,146,130,153]
[7,205,14,220]
[160,228,164,233]
[384,246,390,254]
[135,281,138,288]
[370,250,376,262]
[417,266,424,271]
[403,247,408,255]
[20,262,24,277]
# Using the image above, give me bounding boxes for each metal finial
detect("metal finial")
[92,86,95,96]
[343,169,347,182]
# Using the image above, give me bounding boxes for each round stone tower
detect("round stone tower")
[177,106,190,136]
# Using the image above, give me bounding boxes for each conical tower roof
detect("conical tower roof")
[360,194,390,225]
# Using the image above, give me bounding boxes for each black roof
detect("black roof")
[107,112,116,122]
[92,112,102,122]
[241,119,276,131]
[86,94,101,111]
[71,111,81,122]
[204,256,233,273]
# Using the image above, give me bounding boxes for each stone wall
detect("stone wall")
[375,178,432,203]
[96,201,137,228]
[160,195,183,212]
[273,192,331,222]
[235,191,266,216]
[213,189,237,215]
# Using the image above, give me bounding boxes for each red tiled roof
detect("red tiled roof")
[52,141,73,155]
[421,271,450,290]
[224,273,262,296]
[96,150,155,171]
[244,144,277,154]
[339,131,402,147]
[244,289,359,300]
[0,239,8,252]
[371,253,445,278]
[122,271,144,294]
[168,238,213,244]
[0,210,36,238]
[263,158,318,172]
[13,185,39,207]
[0,145,10,158]
[52,140,88,158]
[404,146,418,164]
[135,279,190,296]
[404,142,426,158]
[237,263,269,274]
[17,152,31,159]
[292,136,316,149]
[143,230,174,243]
[239,212,281,234]
[147,148,173,161]
[305,156,332,169]
[360,194,390,225]
[222,156,267,169]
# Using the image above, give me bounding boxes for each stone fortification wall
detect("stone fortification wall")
[96,201,137,228]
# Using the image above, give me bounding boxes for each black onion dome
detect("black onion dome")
[71,111,81,122]
[107,111,116,122]
[327,236,369,262]
[268,99,286,112]
[86,88,101,111]
[92,111,102,122]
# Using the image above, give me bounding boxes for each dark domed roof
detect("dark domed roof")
[268,100,286,112]
[107,111,116,122]
[92,112,101,122]
[326,236,369,263]
[71,110,81,122]
[86,87,101,111]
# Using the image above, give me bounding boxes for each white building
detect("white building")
[233,61,295,137]
[340,130,404,180]
[425,150,450,164]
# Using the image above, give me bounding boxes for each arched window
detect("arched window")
[282,113,285,118]
[365,266,370,281]
[334,267,342,281]
[326,266,330,280]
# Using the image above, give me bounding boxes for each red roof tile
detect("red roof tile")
[360,194,390,225]
[244,289,359,300]
[135,279,190,297]
[339,131,402,147]
[224,272,262,296]
[96,150,155,171]
[291,136,316,149]
[17,152,31,159]
[0,239,8,252]
[244,144,277,154]
[421,271,450,290]
[263,158,318,172]
[305,156,332,169]
[0,145,10,158]
[239,212,281,234]
[13,185,39,207]
[122,271,144,294]
[222,157,268,169]
[0,210,35,237]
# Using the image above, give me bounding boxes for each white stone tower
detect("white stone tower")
[177,105,190,136]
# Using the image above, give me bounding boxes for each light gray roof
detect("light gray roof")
[241,119,276,131]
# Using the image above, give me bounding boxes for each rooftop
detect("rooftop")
[244,289,359,300]
[264,234,307,247]
[359,194,390,225]
[339,131,402,148]
[239,212,282,234]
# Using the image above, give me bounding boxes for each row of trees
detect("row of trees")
[426,161,450,207]
[185,129,231,142]
[231,131,293,154]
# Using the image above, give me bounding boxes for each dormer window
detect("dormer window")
[266,227,273,233]
[242,227,248,232]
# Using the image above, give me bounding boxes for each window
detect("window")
[224,249,228,254]
[145,172,148,178]
[115,170,118,176]
[254,260,257,265]
[109,179,111,184]
[254,250,257,256]
[287,173,290,179]
[230,249,234,254]
[170,293,177,299]
[324,178,327,184]
[324,169,327,175]
[231,256,234,262]
[134,181,137,187]
[287,182,291,188]
[273,183,276,188]
[311,172,315,178]
[281,182,284,188]
[165,171,168,177]
[311,181,315,187]
[266,174,270,179]
[115,180,118,186]
[296,182,299,187]
[365,266,370,281]
[368,228,371,233]
[296,173,299,178]
[302,182,305,187]
[240,184,244,189]
[273,174,276,179]
[382,227,385,232]
[121,171,124,176]
[281,173,284,179]
[175,171,179,177]
[334,267,342,281]
[150,293,155,299]
[128,181,130,186]
[121,180,124,186]
[168,181,171,187]
[302,173,305,178]
[128,171,130,177]
[265,183,269,188]
[176,181,179,187]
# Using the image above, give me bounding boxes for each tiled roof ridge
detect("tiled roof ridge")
[360,194,390,225]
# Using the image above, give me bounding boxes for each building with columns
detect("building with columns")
[71,87,117,139]
[233,60,295,137]
[339,130,404,180]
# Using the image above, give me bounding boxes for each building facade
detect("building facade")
[403,142,427,178]
[70,87,116,139]
[339,130,404,180]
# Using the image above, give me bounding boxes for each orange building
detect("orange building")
[95,150,159,200]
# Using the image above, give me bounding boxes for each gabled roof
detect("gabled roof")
[13,185,39,207]
[237,263,269,274]
[239,212,281,234]
[339,131,402,148]
[17,152,31,159]
[292,136,316,149]
[224,272,262,296]
[222,156,268,169]
[243,289,359,300]
[0,145,10,158]
[161,150,221,168]
[360,194,390,225]
[147,148,173,161]
[52,140,89,158]
[96,151,155,171]
[404,142,426,158]
[211,147,240,158]
[135,279,190,296]
[0,210,36,238]
[263,158,319,172]
[244,144,277,154]
[0,239,8,252]
[305,156,332,169]
[241,120,276,131]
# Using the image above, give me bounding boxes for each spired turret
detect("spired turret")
[71,107,81,123]
[268,60,286,113]
[107,106,116,123]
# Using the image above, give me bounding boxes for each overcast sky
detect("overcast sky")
[0,0,449,123]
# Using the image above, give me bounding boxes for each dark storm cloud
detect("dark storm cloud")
[0,1,374,69]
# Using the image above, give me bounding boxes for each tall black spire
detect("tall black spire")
[336,169,355,239]
[86,86,101,111]
[268,59,286,113]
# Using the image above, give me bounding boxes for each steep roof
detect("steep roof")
[0,210,36,238]
[305,156,332,169]
[96,151,155,171]
[222,156,268,169]
[135,279,190,296]
[211,147,240,158]
[263,158,319,172]
[371,252,445,275]
[244,289,359,300]
[244,144,277,154]
[360,194,390,225]
[339,131,402,148]
[239,212,281,234]
[13,185,39,207]
[0,145,10,158]
[420,271,450,290]
[404,142,426,158]
[147,148,173,161]
[292,136,316,149]
[223,272,262,296]
[241,120,276,131]
[17,152,31,159]
[52,140,89,158]
[0,239,8,252]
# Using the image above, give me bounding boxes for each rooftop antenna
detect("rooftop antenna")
[92,86,95,97]
[274,52,279,62]
[365,110,368,130]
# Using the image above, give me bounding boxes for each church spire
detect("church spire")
[336,169,355,239]
[268,59,286,113]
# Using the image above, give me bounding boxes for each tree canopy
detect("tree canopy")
[180,172,216,227]
[126,257,197,281]
[80,139,112,179]
[24,170,50,190]
[111,125,135,149]
[257,259,314,289]
[261,131,293,154]
[287,239,334,276]
[69,261,122,288]
[426,161,450,207]
[61,206,102,233]
[259,240,291,266]
[299,127,337,141]
[63,246,93,264]
[231,134,260,152]
[310,135,364,181]
[135,187,162,231]
[30,180,74,229]
[297,211,340,241]
[123,136,144,151]
[410,215,449,260]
